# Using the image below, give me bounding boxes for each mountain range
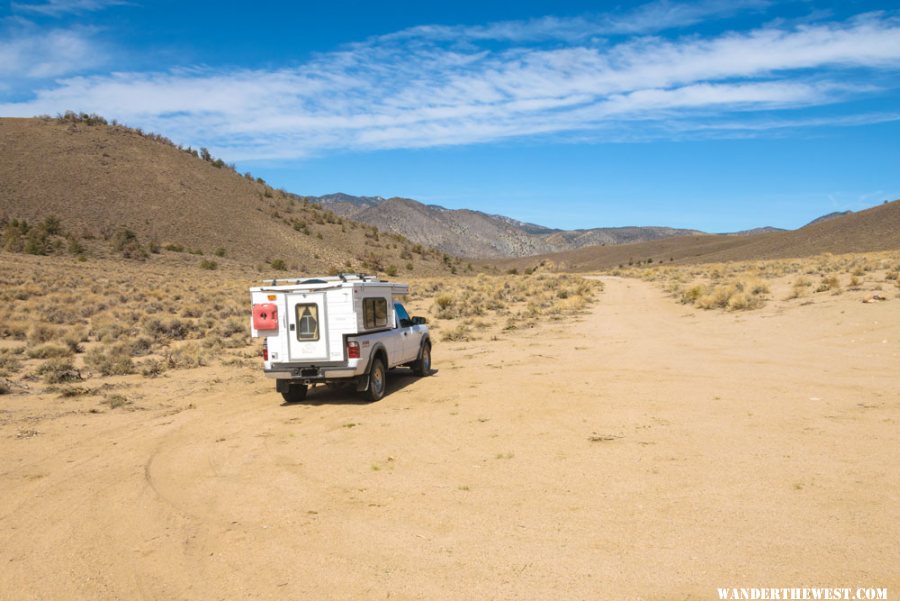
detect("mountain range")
[312,193,704,258]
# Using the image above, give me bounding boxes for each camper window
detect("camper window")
[363,298,388,329]
[295,304,320,341]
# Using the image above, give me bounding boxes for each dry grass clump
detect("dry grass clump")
[35,358,82,384]
[608,250,900,311]
[0,352,23,376]
[815,275,841,293]
[26,342,72,359]
[163,343,208,369]
[84,345,135,376]
[695,283,767,311]
[102,393,132,410]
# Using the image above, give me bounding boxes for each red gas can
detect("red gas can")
[252,303,278,330]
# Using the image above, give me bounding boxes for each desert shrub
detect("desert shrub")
[55,385,90,398]
[0,353,22,376]
[433,293,455,317]
[84,345,134,376]
[92,319,131,343]
[815,275,841,293]
[749,280,770,295]
[555,295,587,312]
[441,324,472,342]
[270,259,287,271]
[0,322,27,340]
[694,281,766,311]
[140,359,166,378]
[36,358,82,384]
[164,342,207,369]
[199,259,218,270]
[680,285,705,304]
[26,343,72,359]
[214,247,226,257]
[120,335,154,357]
[62,329,86,353]
[28,324,58,344]
[143,317,193,341]
[102,393,132,409]
[111,228,148,260]
[726,292,764,311]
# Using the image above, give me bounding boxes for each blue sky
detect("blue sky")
[1,0,899,232]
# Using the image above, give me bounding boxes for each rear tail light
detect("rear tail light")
[347,341,360,359]
[262,339,268,361]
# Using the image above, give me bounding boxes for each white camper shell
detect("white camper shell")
[250,274,431,402]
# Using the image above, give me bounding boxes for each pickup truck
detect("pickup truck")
[249,274,431,403]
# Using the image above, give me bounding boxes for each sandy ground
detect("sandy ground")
[1,276,898,600]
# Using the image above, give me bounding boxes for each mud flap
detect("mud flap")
[355,374,369,392]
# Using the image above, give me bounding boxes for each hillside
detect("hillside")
[493,200,900,272]
[0,117,455,276]
[313,193,702,258]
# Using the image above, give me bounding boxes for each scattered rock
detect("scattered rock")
[863,294,887,303]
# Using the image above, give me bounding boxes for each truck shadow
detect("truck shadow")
[281,368,440,406]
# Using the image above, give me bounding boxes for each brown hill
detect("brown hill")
[493,200,900,272]
[0,117,453,276]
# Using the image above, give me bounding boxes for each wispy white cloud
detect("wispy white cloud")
[0,24,105,78]
[1,7,899,159]
[379,0,771,42]
[11,0,128,17]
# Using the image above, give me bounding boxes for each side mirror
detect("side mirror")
[412,316,427,325]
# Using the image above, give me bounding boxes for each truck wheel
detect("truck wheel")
[281,383,308,403]
[412,342,431,377]
[365,357,386,402]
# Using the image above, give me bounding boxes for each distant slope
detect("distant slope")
[544,225,704,248]
[803,210,853,227]
[0,117,452,275]
[492,200,900,271]
[726,226,787,236]
[314,193,385,217]
[349,197,559,257]
[313,193,702,258]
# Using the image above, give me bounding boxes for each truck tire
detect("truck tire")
[281,383,308,403]
[365,357,386,402]
[412,342,431,377]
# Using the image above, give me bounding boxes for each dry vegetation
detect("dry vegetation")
[0,253,257,405]
[0,252,602,405]
[406,272,602,342]
[605,250,900,312]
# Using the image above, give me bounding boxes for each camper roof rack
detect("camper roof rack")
[263,273,380,286]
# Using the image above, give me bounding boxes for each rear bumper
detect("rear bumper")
[265,364,361,381]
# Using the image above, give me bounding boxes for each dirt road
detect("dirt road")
[1,277,897,600]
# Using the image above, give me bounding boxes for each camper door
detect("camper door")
[286,292,329,362]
